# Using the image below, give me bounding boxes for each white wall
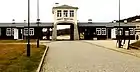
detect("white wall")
[111,28,116,39]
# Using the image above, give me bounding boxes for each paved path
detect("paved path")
[41,41,140,72]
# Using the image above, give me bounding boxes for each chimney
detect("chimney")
[12,19,15,24]
[124,20,127,24]
[55,3,59,7]
[88,19,92,23]
[135,19,140,22]
[113,20,116,23]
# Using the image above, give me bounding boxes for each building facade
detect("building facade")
[0,4,137,40]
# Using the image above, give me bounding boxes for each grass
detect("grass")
[0,39,36,43]
[0,44,46,72]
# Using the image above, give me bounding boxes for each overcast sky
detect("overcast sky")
[0,0,140,23]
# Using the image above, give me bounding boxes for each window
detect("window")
[57,10,61,17]
[29,28,34,36]
[125,31,129,36]
[63,10,68,17]
[11,28,14,36]
[115,28,123,35]
[129,28,134,35]
[96,28,101,35]
[24,28,34,36]
[70,10,74,17]
[24,28,28,36]
[6,28,12,36]
[102,28,106,35]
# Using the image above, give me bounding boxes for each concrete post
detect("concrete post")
[52,23,57,41]
[47,28,50,40]
[74,23,79,40]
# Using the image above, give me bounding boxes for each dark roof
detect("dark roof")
[52,5,78,9]
[78,22,136,27]
[116,15,140,22]
[0,22,136,27]
[0,22,53,27]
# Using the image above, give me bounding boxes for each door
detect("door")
[111,28,116,39]
[14,28,18,39]
[108,28,111,39]
[18,29,23,39]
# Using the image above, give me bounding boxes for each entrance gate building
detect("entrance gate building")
[51,5,79,40]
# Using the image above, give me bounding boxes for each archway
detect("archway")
[57,23,74,40]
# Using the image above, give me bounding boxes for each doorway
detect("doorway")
[108,28,111,39]
[57,23,74,40]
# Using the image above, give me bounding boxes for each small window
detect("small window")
[29,28,34,36]
[6,28,12,36]
[24,28,28,36]
[102,28,106,35]
[24,28,34,36]
[96,28,101,35]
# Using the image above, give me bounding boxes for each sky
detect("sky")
[0,0,140,23]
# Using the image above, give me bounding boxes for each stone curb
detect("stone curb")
[36,45,49,72]
[82,41,140,58]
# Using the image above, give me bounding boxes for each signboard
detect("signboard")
[57,18,73,20]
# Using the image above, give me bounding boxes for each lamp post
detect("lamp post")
[118,0,121,48]
[36,0,40,48]
[127,29,131,49]
[27,0,30,57]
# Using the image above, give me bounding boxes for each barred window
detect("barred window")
[70,10,74,17]
[101,28,106,35]
[57,10,61,17]
[6,28,12,36]
[96,28,101,35]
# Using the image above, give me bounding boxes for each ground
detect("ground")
[41,41,140,72]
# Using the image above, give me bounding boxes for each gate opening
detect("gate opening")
[57,23,74,40]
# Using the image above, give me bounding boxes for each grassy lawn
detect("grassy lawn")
[131,40,140,47]
[0,44,46,72]
[0,39,36,43]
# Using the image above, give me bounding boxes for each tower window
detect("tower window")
[63,10,68,17]
[70,10,74,17]
[57,10,61,17]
